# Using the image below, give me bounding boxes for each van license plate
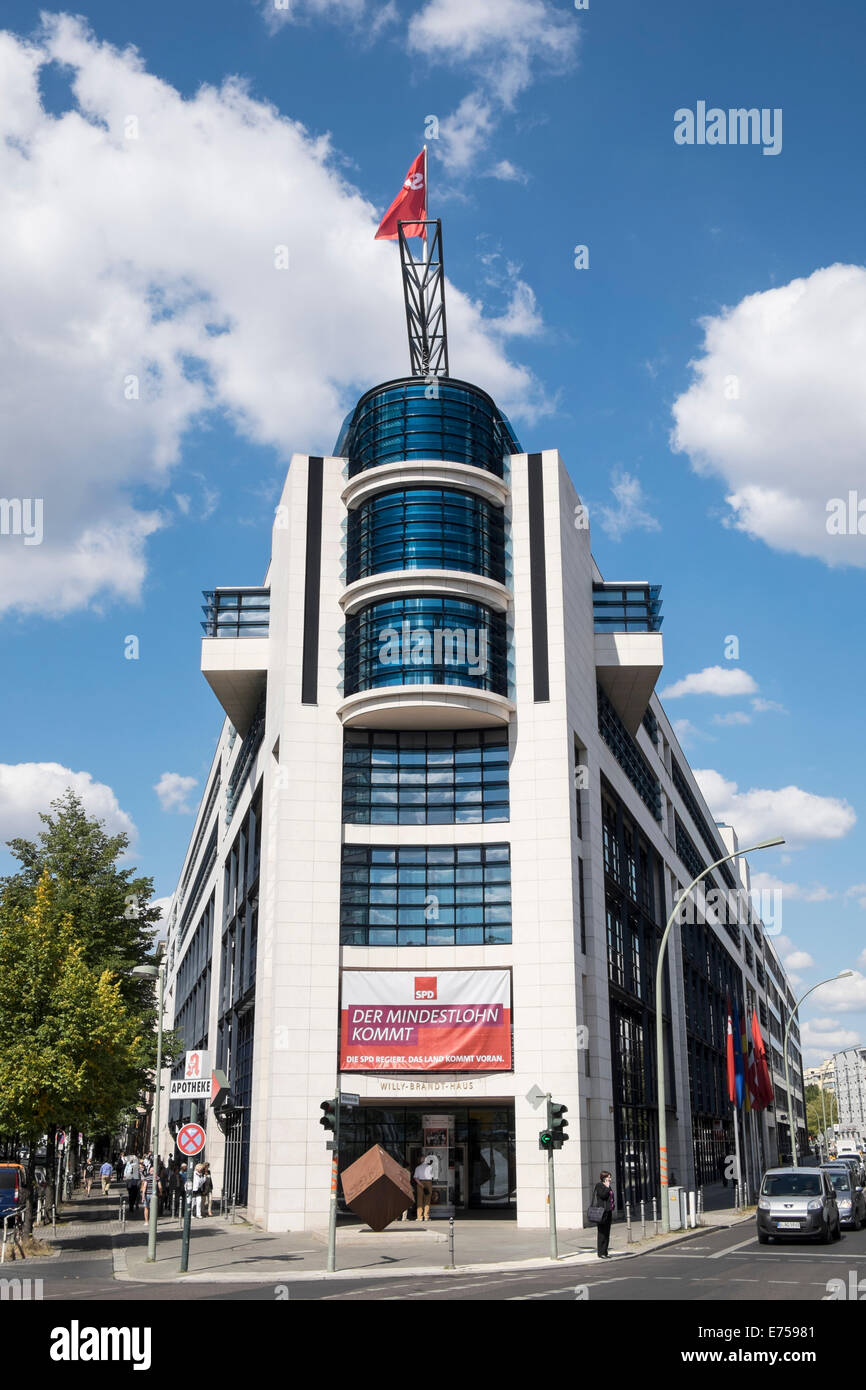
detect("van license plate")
[777,1221,801,1229]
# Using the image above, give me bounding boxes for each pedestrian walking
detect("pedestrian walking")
[140,1166,162,1223]
[173,1162,188,1217]
[413,1154,437,1222]
[593,1170,615,1259]
[200,1163,213,1217]
[84,1160,94,1197]
[123,1153,141,1212]
[158,1159,170,1215]
[192,1163,205,1217]
[99,1159,113,1196]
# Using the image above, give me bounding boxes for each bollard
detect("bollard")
[640,1199,646,1240]
[52,1205,56,1237]
[626,1201,632,1243]
[688,1190,696,1228]
[1,1217,7,1265]
[698,1186,704,1224]
[447,1216,455,1269]
[652,1197,658,1237]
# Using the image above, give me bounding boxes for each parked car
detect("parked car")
[756,1167,841,1244]
[0,1164,28,1223]
[821,1165,866,1231]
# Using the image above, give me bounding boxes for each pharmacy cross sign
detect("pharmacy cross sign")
[177,1122,206,1157]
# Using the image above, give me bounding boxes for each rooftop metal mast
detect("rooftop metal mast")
[398,218,450,378]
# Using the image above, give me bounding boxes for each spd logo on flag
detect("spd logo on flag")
[415,977,437,1000]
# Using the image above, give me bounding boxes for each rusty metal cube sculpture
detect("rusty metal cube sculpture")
[340,1144,414,1231]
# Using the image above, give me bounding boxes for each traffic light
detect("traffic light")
[319,1101,336,1134]
[538,1128,554,1151]
[548,1099,569,1149]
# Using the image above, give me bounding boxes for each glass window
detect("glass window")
[340,843,511,946]
[343,728,510,825]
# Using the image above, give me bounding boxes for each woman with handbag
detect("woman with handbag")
[590,1170,615,1258]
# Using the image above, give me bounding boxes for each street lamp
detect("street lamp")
[784,973,853,1168]
[656,835,785,1233]
[129,962,166,1262]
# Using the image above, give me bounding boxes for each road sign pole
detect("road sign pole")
[175,1118,205,1273]
[327,1087,339,1274]
[179,1177,193,1273]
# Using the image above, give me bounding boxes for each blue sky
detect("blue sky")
[0,0,863,1062]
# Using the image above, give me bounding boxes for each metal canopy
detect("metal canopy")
[398,219,450,378]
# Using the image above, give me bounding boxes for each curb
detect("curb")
[110,1217,757,1285]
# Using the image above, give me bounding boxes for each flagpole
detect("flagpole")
[732,1102,743,1207]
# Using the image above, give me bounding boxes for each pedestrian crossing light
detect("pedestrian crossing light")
[548,1100,569,1149]
[319,1101,336,1134]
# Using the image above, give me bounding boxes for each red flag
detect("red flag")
[374,149,427,241]
[751,1009,774,1110]
[740,1010,752,1113]
[725,994,736,1104]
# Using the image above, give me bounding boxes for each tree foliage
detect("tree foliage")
[0,792,179,1142]
[0,873,157,1134]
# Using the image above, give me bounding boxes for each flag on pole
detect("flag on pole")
[740,1009,752,1112]
[374,148,427,241]
[751,1008,774,1110]
[726,994,736,1104]
[731,994,746,1108]
[745,1019,760,1110]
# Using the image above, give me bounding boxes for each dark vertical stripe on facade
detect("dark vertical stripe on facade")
[301,457,323,704]
[527,453,550,702]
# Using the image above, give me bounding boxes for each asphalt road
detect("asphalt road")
[22,1219,866,1301]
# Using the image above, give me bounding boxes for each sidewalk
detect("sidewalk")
[37,1185,757,1285]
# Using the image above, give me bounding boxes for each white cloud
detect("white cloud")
[0,16,545,619]
[752,698,788,714]
[438,92,497,173]
[750,872,835,903]
[694,769,856,847]
[712,711,752,726]
[154,772,198,814]
[487,159,530,184]
[150,895,174,943]
[0,762,136,846]
[263,0,369,30]
[802,1019,862,1063]
[671,719,715,745]
[660,666,759,699]
[671,264,866,568]
[408,0,578,106]
[597,471,661,541]
[846,884,866,909]
[858,948,866,969]
[485,281,544,339]
[806,972,866,1014]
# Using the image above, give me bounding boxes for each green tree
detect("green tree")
[0,792,177,1215]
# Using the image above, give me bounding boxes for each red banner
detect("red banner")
[340,969,511,1072]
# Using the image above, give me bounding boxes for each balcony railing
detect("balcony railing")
[593,583,662,634]
[202,588,270,639]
